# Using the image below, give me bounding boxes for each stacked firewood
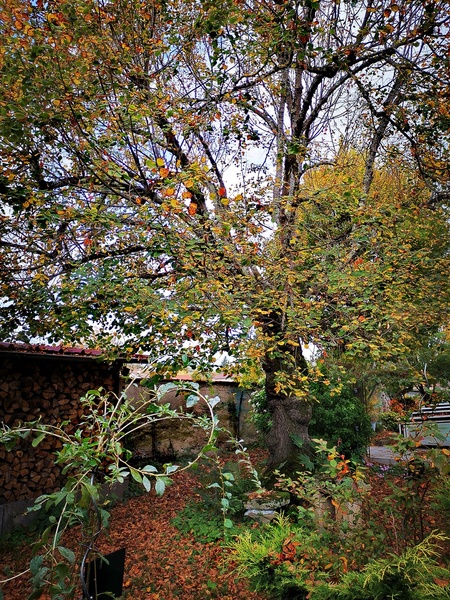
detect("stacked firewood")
[0,357,116,504]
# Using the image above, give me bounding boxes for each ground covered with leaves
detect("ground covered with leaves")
[0,467,267,600]
[1,451,449,600]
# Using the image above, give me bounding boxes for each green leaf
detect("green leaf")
[201,443,218,454]
[142,475,151,492]
[86,389,102,397]
[224,518,233,528]
[207,396,221,409]
[186,394,199,408]
[80,481,99,502]
[30,555,44,575]
[155,478,166,496]
[157,383,179,397]
[142,464,158,473]
[32,432,46,447]
[55,562,71,581]
[165,464,179,474]
[27,588,45,600]
[57,546,75,565]
[130,468,143,483]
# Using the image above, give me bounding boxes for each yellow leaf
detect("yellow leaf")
[124,307,134,312]
[156,157,165,167]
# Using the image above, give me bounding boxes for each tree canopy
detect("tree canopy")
[1,0,450,468]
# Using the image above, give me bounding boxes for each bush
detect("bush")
[310,532,450,600]
[377,411,402,432]
[171,500,230,542]
[309,378,372,458]
[431,476,450,536]
[231,518,450,599]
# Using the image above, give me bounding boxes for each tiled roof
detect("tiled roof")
[126,362,235,383]
[0,341,104,358]
[173,371,234,384]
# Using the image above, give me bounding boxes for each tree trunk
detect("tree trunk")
[264,392,312,475]
[261,313,313,478]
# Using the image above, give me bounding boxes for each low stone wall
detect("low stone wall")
[124,379,257,460]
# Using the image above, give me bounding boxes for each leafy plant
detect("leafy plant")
[0,383,217,599]
[309,532,450,600]
[309,374,373,459]
[183,439,263,536]
[231,516,450,599]
[276,439,369,531]
[377,411,403,433]
[171,501,237,543]
[431,476,450,536]
[368,426,450,551]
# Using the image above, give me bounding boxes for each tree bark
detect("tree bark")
[261,312,313,477]
[264,391,312,475]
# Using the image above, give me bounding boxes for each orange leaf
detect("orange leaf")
[434,578,450,587]
[188,202,197,215]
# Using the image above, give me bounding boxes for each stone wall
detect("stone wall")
[125,379,257,460]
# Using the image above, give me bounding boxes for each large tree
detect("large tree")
[1,0,449,470]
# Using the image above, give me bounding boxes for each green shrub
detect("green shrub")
[231,521,450,600]
[248,388,272,437]
[376,411,402,432]
[171,451,260,540]
[309,379,372,459]
[171,501,230,543]
[431,476,450,536]
[230,513,381,599]
[310,532,450,600]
